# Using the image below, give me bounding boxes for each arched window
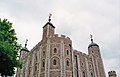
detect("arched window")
[35,56,37,61]
[67,50,69,55]
[43,51,45,56]
[67,60,69,66]
[83,71,85,77]
[43,61,45,67]
[53,59,56,65]
[91,73,93,77]
[35,64,37,71]
[54,48,57,53]
[92,51,93,53]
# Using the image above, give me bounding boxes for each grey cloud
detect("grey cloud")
[0,0,120,76]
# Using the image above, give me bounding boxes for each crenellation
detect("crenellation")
[108,71,117,77]
[61,34,66,38]
[53,34,58,37]
[66,37,70,40]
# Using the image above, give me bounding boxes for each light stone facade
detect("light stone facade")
[16,20,106,77]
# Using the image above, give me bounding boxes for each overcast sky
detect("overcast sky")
[0,0,120,76]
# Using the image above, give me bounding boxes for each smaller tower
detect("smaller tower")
[42,13,55,39]
[88,34,99,55]
[108,71,117,77]
[88,35,106,77]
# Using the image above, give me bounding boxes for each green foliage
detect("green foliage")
[0,19,21,76]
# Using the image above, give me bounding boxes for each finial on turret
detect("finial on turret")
[90,34,93,43]
[48,13,52,22]
[25,39,28,47]
[21,39,29,52]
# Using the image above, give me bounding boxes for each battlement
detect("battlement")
[52,34,71,40]
[108,71,117,76]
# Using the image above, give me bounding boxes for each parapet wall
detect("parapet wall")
[53,34,71,40]
[49,34,72,44]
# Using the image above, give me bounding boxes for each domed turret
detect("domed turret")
[108,71,117,77]
[88,35,106,77]
[88,34,99,48]
[88,42,99,48]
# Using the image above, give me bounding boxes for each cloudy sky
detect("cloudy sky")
[0,0,120,76]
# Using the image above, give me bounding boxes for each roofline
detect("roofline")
[43,22,55,28]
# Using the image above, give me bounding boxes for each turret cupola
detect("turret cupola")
[88,35,100,55]
[88,34,99,48]
[108,71,117,77]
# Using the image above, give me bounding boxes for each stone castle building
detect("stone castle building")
[16,16,107,77]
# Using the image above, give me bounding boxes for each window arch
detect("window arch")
[66,60,69,66]
[42,61,45,67]
[67,50,69,55]
[35,64,37,71]
[53,59,56,65]
[92,51,93,53]
[43,51,45,56]
[91,72,93,77]
[83,71,85,77]
[54,48,57,53]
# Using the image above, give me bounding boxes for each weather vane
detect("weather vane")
[48,13,52,22]
[25,39,28,47]
[90,34,93,43]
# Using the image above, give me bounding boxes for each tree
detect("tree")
[0,19,21,77]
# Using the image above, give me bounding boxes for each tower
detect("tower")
[42,14,55,39]
[108,71,117,77]
[88,35,106,77]
[41,14,73,77]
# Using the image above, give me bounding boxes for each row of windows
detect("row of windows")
[53,59,70,66]
[82,72,94,77]
[42,59,70,67]
[42,48,70,56]
[54,48,70,55]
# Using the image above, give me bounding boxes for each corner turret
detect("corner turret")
[88,35,100,55]
[42,14,55,39]
[88,34,99,48]
[88,35,106,77]
[108,71,117,77]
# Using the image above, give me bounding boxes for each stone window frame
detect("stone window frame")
[34,63,37,76]
[42,50,45,56]
[51,56,60,67]
[42,59,45,68]
[42,61,45,67]
[53,59,57,65]
[66,60,70,66]
[34,63,37,71]
[54,48,57,53]
[67,50,69,55]
[92,51,93,53]
[66,58,70,67]
[90,72,94,77]
[82,71,86,77]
